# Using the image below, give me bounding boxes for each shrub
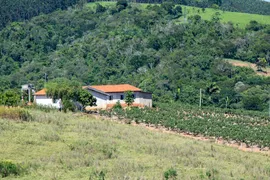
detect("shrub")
[63,100,76,113]
[96,3,106,13]
[113,101,122,110]
[0,161,23,178]
[0,90,20,107]
[25,103,56,113]
[18,109,32,121]
[89,170,106,180]
[164,168,177,180]
[0,106,32,121]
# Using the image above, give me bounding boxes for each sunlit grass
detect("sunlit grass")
[86,1,270,28]
[0,110,270,179]
[179,6,270,28]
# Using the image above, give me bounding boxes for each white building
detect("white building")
[85,84,152,109]
[34,84,152,109]
[34,89,61,108]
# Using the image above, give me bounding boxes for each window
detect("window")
[109,95,113,101]
[120,95,124,100]
[132,94,136,99]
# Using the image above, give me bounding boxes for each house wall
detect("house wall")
[106,92,152,108]
[88,90,108,109]
[35,95,59,108]
[134,92,152,107]
[87,90,152,109]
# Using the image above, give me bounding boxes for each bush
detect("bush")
[113,101,122,110]
[89,170,106,180]
[0,161,23,178]
[164,168,178,180]
[63,100,76,113]
[96,3,106,13]
[0,90,20,107]
[0,106,32,121]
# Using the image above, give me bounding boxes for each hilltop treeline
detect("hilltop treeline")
[118,0,270,15]
[0,0,95,30]
[0,2,269,111]
[0,0,269,31]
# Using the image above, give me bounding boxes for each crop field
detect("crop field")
[101,103,270,149]
[1,109,270,179]
[86,1,270,28]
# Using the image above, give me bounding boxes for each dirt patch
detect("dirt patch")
[227,59,270,77]
[88,114,270,155]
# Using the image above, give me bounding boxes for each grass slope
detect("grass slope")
[0,110,270,179]
[179,6,270,28]
[226,59,270,76]
[86,1,270,28]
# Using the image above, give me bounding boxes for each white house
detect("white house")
[85,84,152,109]
[34,84,152,109]
[34,89,61,108]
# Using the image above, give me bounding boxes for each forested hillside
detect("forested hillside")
[0,1,270,111]
[0,0,94,30]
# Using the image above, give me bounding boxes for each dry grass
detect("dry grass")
[0,106,32,121]
[0,110,270,179]
[226,59,270,76]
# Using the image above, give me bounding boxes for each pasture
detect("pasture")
[0,109,270,179]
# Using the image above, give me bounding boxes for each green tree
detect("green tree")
[96,3,106,13]
[77,88,96,109]
[205,82,221,104]
[256,57,267,72]
[45,78,80,101]
[124,91,134,107]
[45,78,95,111]
[116,0,128,12]
[116,0,128,8]
[241,86,268,111]
[0,90,20,106]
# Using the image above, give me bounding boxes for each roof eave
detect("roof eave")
[86,87,110,96]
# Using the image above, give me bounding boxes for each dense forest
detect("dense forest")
[0,0,95,30]
[0,1,269,111]
[0,0,269,31]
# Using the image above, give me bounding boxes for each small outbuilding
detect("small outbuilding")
[85,84,152,109]
[34,89,61,108]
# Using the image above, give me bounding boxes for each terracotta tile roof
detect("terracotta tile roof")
[90,84,141,93]
[35,89,46,96]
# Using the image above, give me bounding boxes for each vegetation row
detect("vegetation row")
[100,103,270,148]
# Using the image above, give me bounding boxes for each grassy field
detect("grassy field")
[179,6,270,28]
[0,110,270,179]
[226,59,270,76]
[85,1,270,28]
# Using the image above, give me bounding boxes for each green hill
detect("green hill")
[87,2,270,28]
[0,110,269,179]
[0,1,269,112]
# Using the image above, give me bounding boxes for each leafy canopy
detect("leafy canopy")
[45,78,96,110]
